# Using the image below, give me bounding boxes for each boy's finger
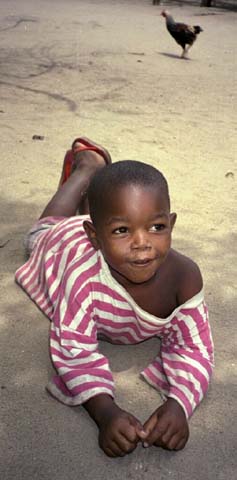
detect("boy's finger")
[122,423,139,442]
[134,422,148,440]
[165,432,181,450]
[143,419,171,447]
[104,443,123,458]
[158,425,176,445]
[174,435,188,451]
[116,433,137,454]
[127,417,148,441]
[109,439,127,457]
[136,428,148,441]
[141,425,157,446]
[142,413,158,436]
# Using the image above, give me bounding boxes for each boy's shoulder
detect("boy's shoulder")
[168,249,203,305]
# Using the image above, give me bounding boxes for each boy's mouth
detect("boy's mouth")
[130,258,155,266]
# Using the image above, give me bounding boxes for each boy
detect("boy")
[15,137,214,457]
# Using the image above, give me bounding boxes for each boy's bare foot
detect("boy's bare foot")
[40,138,111,219]
[58,136,112,188]
[71,138,112,214]
[72,141,107,175]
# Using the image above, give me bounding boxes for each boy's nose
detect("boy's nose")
[131,230,151,250]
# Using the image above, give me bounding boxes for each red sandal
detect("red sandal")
[59,136,112,187]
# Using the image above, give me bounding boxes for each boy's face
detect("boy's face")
[84,184,176,286]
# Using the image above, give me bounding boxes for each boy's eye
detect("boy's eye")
[150,223,166,232]
[112,226,128,234]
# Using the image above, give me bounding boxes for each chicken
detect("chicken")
[161,10,203,59]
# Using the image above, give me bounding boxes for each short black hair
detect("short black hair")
[88,160,170,225]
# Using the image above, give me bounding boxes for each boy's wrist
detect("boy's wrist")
[84,393,119,427]
[165,397,187,418]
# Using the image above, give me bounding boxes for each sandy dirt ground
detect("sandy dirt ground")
[0,1,236,479]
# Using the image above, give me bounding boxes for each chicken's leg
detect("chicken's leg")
[181,47,187,59]
[181,45,191,59]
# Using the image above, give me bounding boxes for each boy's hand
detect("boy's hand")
[142,398,189,451]
[98,405,147,457]
[84,394,146,457]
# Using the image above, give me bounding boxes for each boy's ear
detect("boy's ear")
[83,220,101,250]
[170,212,177,231]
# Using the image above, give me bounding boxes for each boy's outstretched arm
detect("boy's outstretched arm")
[49,321,146,457]
[141,264,214,450]
[84,394,147,457]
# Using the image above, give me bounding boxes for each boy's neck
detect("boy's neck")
[106,251,179,318]
[108,264,159,290]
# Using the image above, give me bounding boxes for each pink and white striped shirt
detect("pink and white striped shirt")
[15,216,214,418]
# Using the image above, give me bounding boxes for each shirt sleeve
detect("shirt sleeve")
[46,277,115,406]
[141,300,214,418]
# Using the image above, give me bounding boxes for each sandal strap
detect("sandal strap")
[73,145,101,155]
[72,137,111,165]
